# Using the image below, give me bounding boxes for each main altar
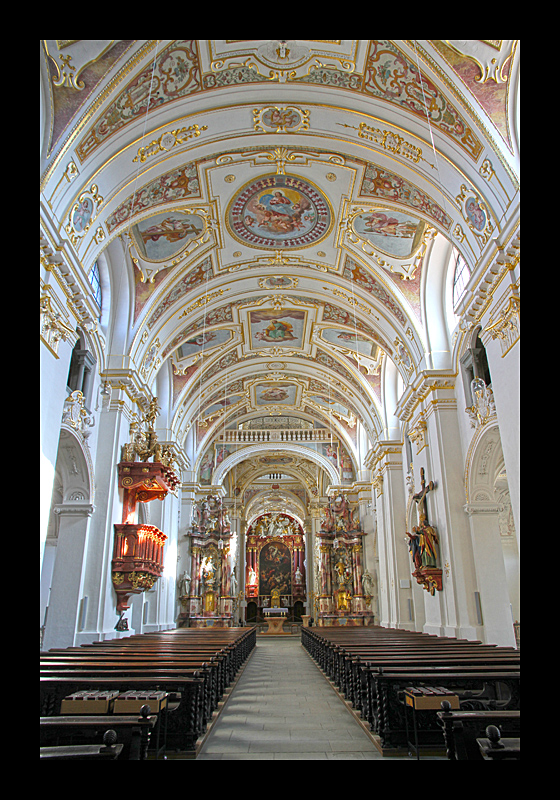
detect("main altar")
[262,607,290,635]
[316,493,374,627]
[245,513,306,624]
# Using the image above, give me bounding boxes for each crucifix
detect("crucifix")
[412,468,435,523]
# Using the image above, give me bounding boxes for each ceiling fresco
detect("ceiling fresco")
[41,39,520,509]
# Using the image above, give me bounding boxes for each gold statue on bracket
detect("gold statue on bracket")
[121,397,176,468]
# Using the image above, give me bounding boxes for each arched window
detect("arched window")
[452,252,472,307]
[87,260,102,311]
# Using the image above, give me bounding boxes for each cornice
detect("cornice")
[395,369,457,423]
[41,204,106,363]
[455,218,520,328]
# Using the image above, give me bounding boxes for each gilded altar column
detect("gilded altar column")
[352,542,363,596]
[305,508,320,617]
[318,537,333,616]
[190,545,201,603]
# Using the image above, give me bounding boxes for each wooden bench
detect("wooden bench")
[302,626,520,755]
[40,729,123,760]
[40,658,221,720]
[40,627,256,757]
[40,709,157,760]
[40,676,204,755]
[436,708,521,760]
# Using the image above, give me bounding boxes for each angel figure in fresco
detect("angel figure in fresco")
[140,216,201,245]
[72,198,94,233]
[255,190,312,234]
[254,319,297,342]
[260,386,289,402]
[184,331,217,347]
[199,451,214,484]
[362,211,417,239]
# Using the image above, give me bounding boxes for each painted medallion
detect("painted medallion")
[227,174,332,249]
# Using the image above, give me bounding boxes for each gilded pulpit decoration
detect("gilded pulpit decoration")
[183,494,234,626]
[406,468,442,595]
[111,397,179,614]
[316,494,371,626]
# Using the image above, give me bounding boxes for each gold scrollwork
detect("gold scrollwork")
[133,124,208,164]
[455,184,494,248]
[338,122,432,168]
[65,184,104,248]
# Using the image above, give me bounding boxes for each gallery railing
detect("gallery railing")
[217,429,333,444]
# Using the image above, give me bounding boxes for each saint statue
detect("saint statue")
[178,570,191,597]
[406,513,439,570]
[362,569,374,598]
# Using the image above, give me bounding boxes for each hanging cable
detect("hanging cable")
[103,40,161,410]
[195,260,212,428]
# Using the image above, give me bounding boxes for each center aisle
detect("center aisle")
[197,636,386,760]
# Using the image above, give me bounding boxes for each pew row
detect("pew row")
[40,627,256,758]
[301,626,520,756]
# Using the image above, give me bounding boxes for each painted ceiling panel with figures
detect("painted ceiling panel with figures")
[41,39,519,510]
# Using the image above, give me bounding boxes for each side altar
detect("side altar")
[316,493,374,627]
[180,495,235,628]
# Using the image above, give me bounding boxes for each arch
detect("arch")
[245,489,307,528]
[465,420,502,505]
[212,443,340,486]
[57,426,94,505]
[41,426,95,649]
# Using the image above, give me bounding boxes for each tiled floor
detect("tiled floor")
[194,635,446,761]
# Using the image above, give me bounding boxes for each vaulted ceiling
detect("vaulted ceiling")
[40,40,520,511]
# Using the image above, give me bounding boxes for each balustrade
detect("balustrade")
[217,428,332,444]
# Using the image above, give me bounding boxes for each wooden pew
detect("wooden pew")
[40,707,157,760]
[40,676,204,754]
[301,626,520,755]
[40,729,123,760]
[40,657,221,719]
[436,708,521,760]
[40,627,256,757]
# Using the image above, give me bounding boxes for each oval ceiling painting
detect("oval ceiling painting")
[227,174,332,249]
[130,210,204,262]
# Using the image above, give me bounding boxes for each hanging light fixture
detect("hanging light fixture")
[97,379,112,411]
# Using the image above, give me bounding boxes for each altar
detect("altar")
[262,607,289,635]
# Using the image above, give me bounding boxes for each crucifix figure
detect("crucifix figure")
[412,468,435,524]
